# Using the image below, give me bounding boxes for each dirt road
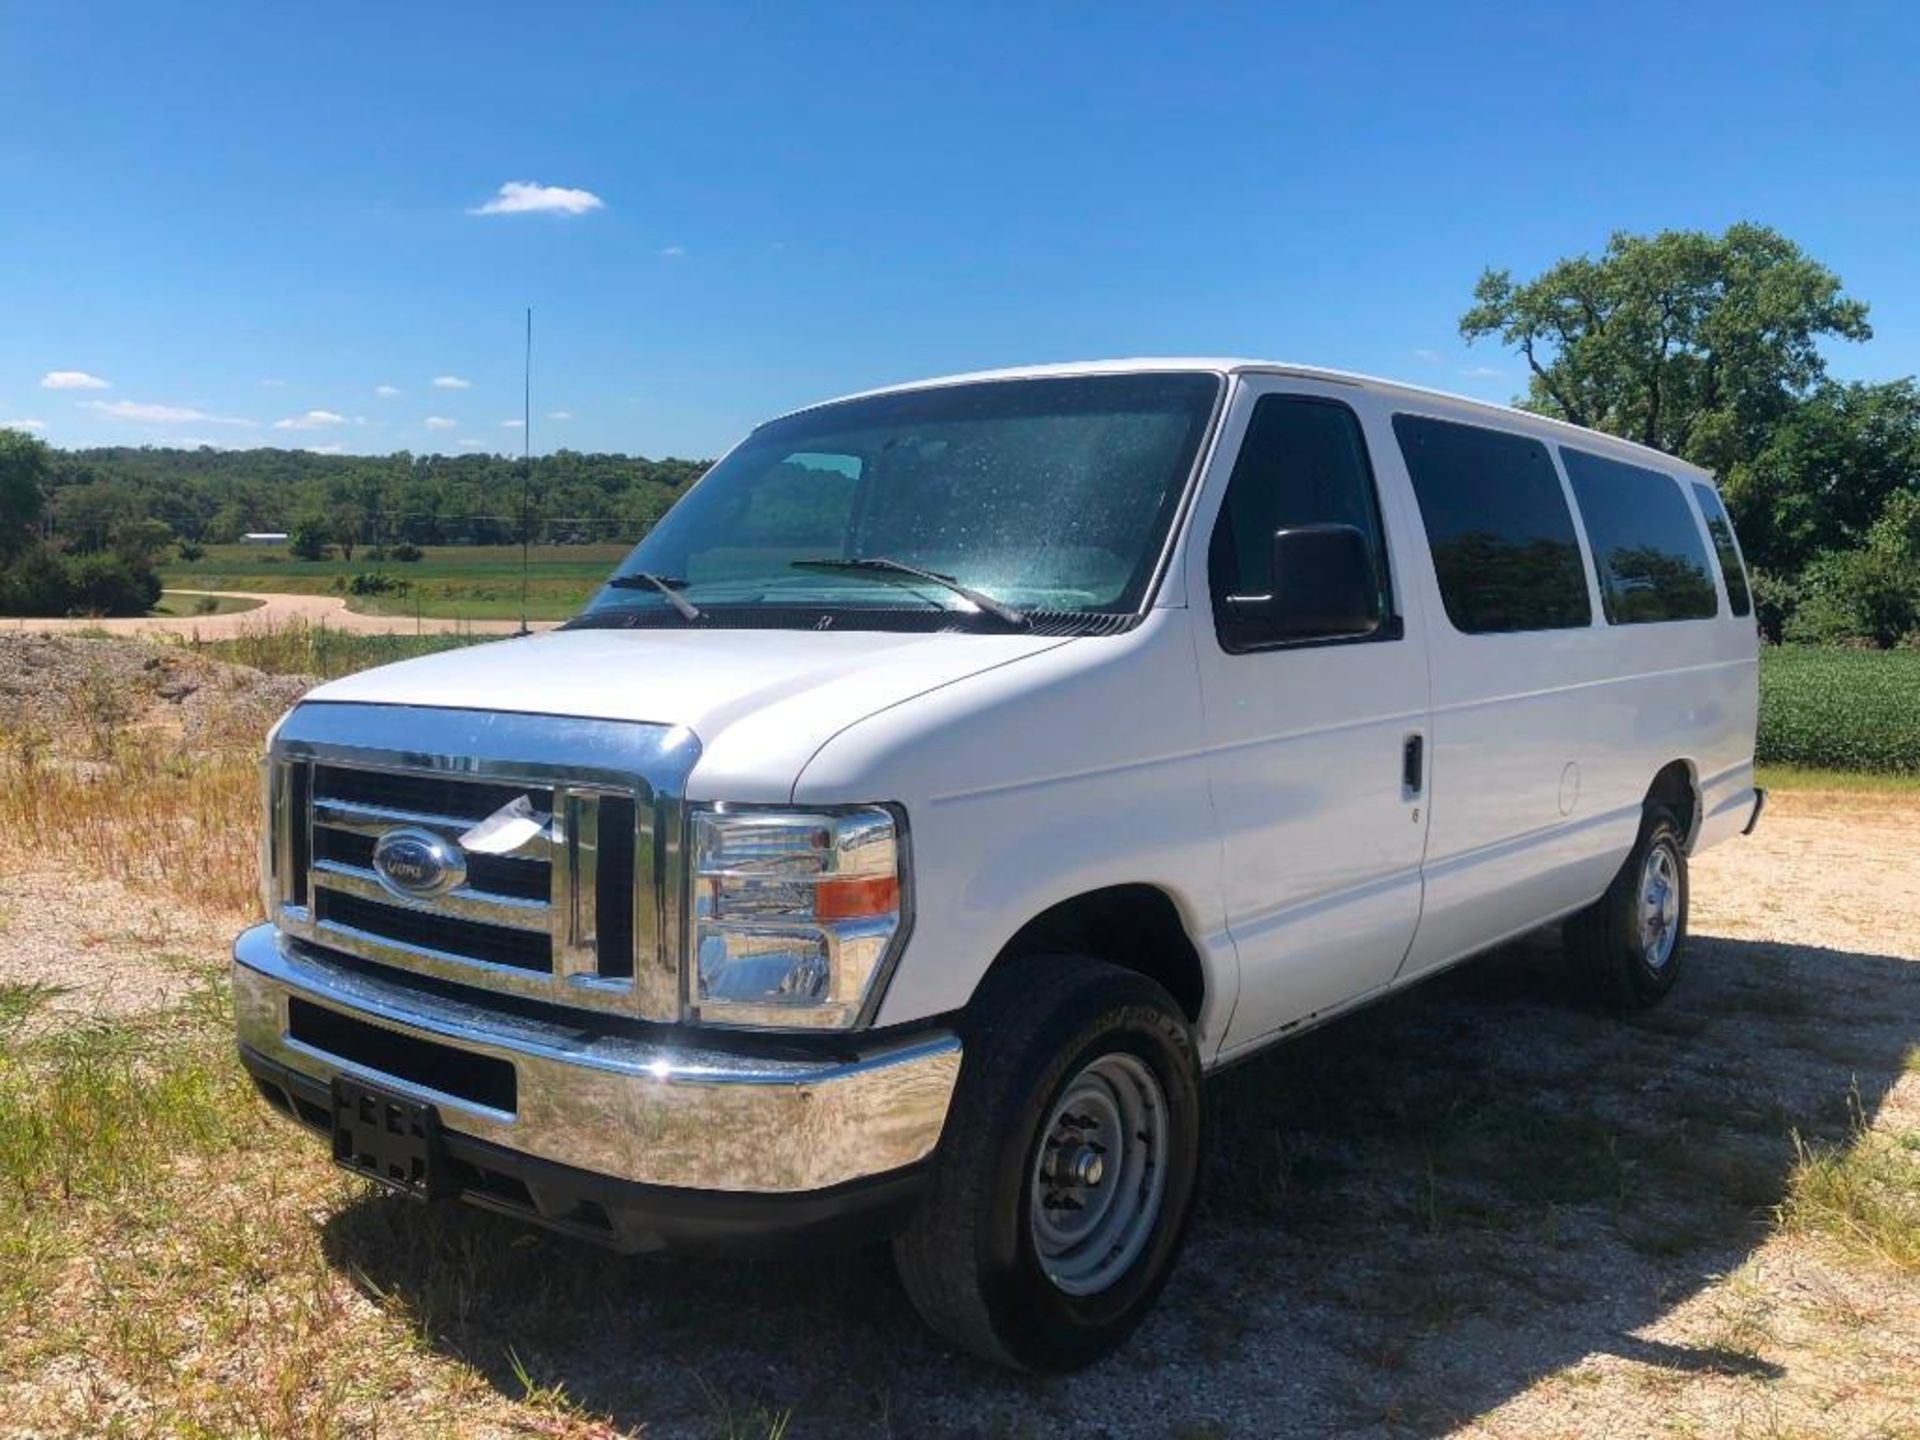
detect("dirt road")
[1,589,556,637]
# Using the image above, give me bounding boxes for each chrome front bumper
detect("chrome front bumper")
[232,924,962,1194]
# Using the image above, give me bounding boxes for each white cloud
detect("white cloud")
[500,419,524,429]
[41,370,111,390]
[424,415,457,430]
[1412,349,1442,365]
[660,245,686,259]
[82,399,254,426]
[259,378,286,389]
[2,418,46,432]
[1458,365,1503,379]
[311,444,346,455]
[547,410,573,420]
[458,438,485,449]
[432,375,471,389]
[468,181,605,217]
[374,384,403,398]
[272,409,349,430]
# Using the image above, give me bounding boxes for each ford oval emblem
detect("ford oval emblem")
[371,826,467,900]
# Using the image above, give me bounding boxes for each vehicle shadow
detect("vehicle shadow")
[321,929,1919,1438]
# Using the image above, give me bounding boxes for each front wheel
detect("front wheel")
[891,955,1203,1372]
[1563,802,1690,1009]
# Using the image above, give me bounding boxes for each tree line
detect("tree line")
[0,441,710,615]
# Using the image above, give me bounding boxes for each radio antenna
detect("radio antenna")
[517,306,532,636]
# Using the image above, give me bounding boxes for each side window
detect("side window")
[1560,447,1718,623]
[1690,482,1753,617]
[1392,414,1591,634]
[1207,395,1394,648]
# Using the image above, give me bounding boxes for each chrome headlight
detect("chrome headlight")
[690,805,906,1030]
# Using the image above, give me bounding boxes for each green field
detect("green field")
[151,590,265,618]
[159,543,630,621]
[1758,645,1920,774]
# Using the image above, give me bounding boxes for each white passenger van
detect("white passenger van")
[235,361,1763,1370]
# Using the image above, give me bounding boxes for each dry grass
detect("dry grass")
[1780,1074,1920,1274]
[0,982,580,1437]
[0,721,260,916]
[171,619,488,680]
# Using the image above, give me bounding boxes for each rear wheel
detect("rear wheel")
[1563,803,1689,1009]
[891,955,1203,1371]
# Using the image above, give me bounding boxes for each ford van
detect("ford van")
[235,360,1764,1370]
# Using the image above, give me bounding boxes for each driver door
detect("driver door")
[1187,378,1432,1055]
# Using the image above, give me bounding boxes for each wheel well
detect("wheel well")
[987,885,1206,1023]
[1647,760,1698,843]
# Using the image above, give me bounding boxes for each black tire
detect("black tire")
[891,954,1203,1372]
[1563,802,1689,1009]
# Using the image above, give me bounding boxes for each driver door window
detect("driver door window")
[1207,395,1397,651]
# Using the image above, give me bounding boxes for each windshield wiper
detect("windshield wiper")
[791,557,1028,628]
[604,571,702,621]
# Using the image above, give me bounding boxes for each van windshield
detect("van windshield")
[572,372,1222,631]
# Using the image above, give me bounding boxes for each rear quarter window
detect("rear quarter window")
[1392,414,1591,634]
[1560,448,1718,624]
[1690,482,1753,617]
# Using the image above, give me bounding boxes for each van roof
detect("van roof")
[789,357,1715,480]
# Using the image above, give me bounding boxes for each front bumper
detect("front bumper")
[233,923,962,1203]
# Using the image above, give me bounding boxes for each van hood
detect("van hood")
[301,626,1076,802]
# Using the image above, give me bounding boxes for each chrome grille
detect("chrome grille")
[265,703,701,1022]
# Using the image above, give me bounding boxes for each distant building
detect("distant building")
[242,532,289,545]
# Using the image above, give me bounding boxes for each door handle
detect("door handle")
[1403,734,1424,795]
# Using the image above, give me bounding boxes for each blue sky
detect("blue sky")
[2,2,1916,459]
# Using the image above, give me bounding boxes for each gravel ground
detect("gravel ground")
[0,632,310,744]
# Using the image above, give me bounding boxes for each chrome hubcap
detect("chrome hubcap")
[1028,1052,1169,1297]
[1639,841,1681,970]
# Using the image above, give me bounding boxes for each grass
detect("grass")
[0,981,530,1435]
[1758,644,1920,775]
[173,621,497,679]
[0,725,260,915]
[160,542,629,621]
[1779,1073,1920,1274]
[151,589,266,618]
[1755,763,1920,794]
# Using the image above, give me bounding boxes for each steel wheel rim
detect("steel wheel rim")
[1028,1051,1169,1297]
[1639,841,1681,970]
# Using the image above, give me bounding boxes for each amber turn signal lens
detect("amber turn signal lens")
[812,874,900,921]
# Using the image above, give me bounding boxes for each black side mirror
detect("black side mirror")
[1226,524,1383,642]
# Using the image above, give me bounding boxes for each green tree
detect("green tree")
[1786,490,1920,647]
[0,429,51,558]
[287,513,332,561]
[1722,379,1920,574]
[204,501,249,544]
[1460,223,1870,477]
[327,501,366,562]
[51,478,131,553]
[110,515,176,568]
